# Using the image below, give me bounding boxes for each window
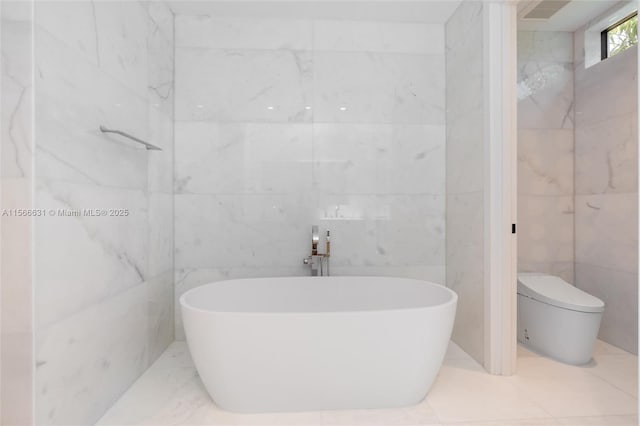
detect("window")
[601,12,638,60]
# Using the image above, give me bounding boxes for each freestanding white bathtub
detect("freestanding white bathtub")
[180,276,457,413]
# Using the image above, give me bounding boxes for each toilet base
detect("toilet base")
[518,294,602,365]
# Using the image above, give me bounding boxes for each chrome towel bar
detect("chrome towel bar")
[99,125,162,151]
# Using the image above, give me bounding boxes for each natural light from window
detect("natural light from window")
[605,12,638,58]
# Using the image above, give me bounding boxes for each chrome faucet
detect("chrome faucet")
[303,225,330,276]
[311,225,319,255]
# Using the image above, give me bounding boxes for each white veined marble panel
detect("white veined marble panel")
[314,20,444,54]
[35,28,149,189]
[518,31,574,66]
[35,181,149,328]
[34,0,99,65]
[175,122,313,194]
[313,51,445,124]
[148,15,174,118]
[312,124,445,195]
[93,1,150,98]
[35,283,149,426]
[575,193,638,274]
[147,107,174,193]
[142,1,174,43]
[176,15,312,50]
[518,61,574,129]
[175,48,313,122]
[147,192,173,277]
[517,194,574,264]
[2,19,33,179]
[575,263,638,354]
[575,47,637,127]
[174,193,313,269]
[518,128,574,196]
[575,112,638,195]
[445,109,484,194]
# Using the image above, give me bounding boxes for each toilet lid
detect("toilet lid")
[517,273,605,313]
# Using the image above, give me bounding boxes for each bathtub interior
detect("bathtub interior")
[181,277,457,313]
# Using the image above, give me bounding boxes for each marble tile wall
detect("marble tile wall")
[517,27,637,354]
[174,16,447,339]
[574,41,638,354]
[517,31,575,284]
[445,0,485,364]
[32,2,175,424]
[1,1,35,424]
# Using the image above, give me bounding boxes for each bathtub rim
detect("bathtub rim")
[179,276,458,315]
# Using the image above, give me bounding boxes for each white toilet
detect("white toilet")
[517,272,605,365]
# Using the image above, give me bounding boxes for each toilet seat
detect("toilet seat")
[517,273,605,313]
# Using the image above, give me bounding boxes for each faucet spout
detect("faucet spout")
[311,225,319,255]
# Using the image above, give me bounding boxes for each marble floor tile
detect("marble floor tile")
[229,410,323,426]
[447,416,638,426]
[586,355,638,397]
[593,339,634,356]
[445,419,560,426]
[507,358,637,417]
[97,340,638,426]
[427,358,552,423]
[322,405,440,426]
[554,415,638,425]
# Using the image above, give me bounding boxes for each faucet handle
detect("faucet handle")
[325,230,331,257]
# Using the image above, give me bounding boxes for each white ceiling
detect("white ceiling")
[168,0,628,31]
[168,0,463,23]
[518,0,626,31]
